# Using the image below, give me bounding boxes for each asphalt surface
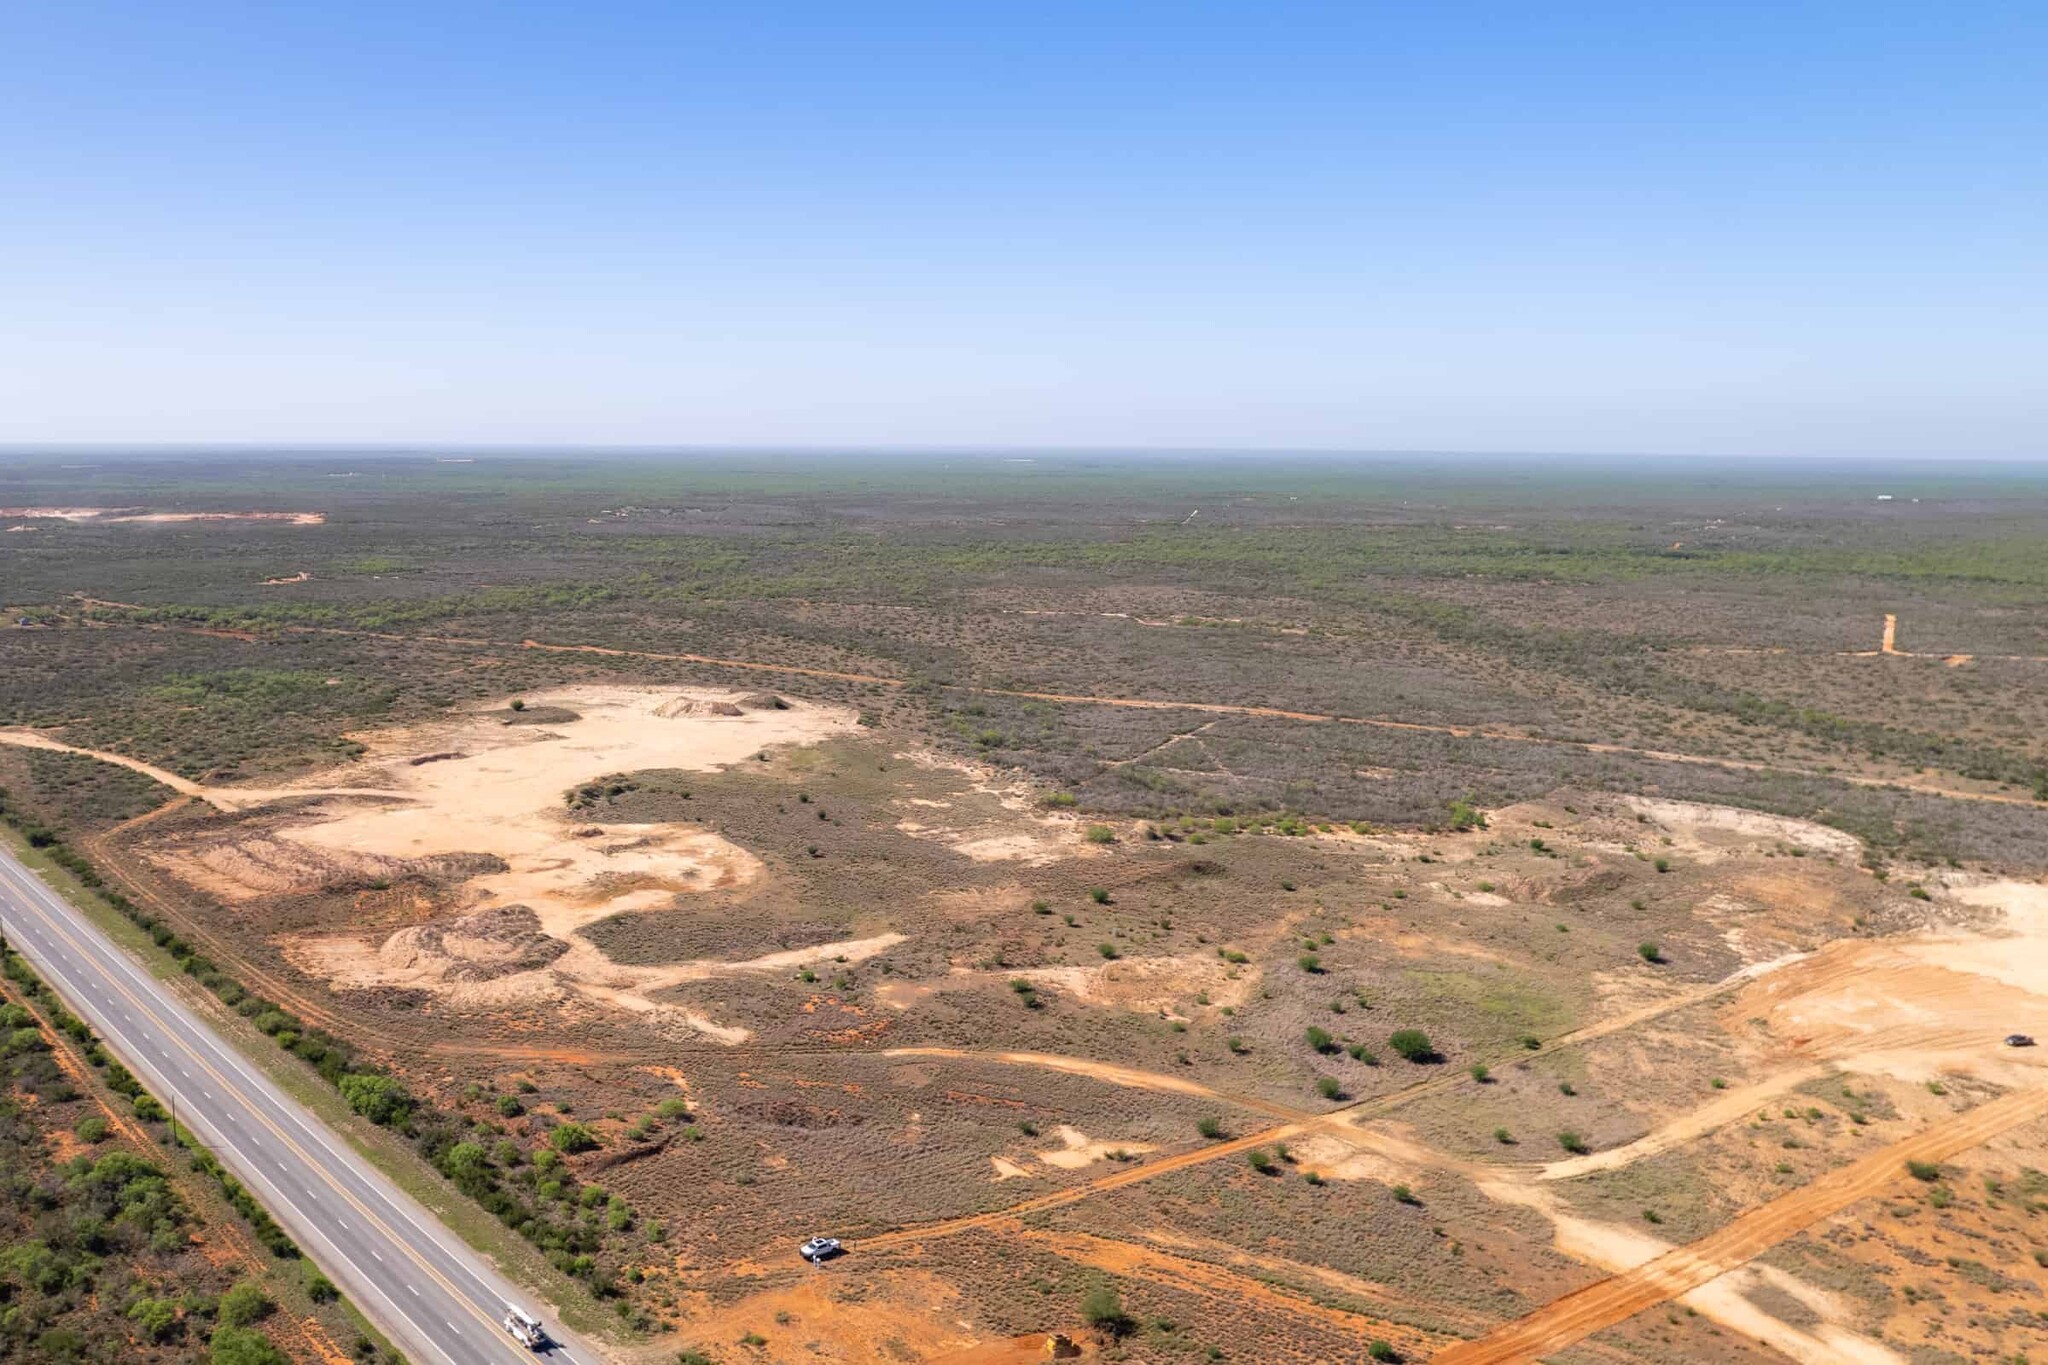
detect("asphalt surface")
[0,843,604,1365]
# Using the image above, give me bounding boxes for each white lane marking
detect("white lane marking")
[408,1285,420,1296]
[370,1249,383,1262]
[2,859,520,1359]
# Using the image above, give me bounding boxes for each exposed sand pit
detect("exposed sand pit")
[1034,1125,1156,1171]
[1918,877,2048,994]
[1728,878,2048,1076]
[1609,796,1862,863]
[0,506,325,525]
[133,686,862,1030]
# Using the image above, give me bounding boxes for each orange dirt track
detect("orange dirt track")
[61,610,2045,809]
[1433,1084,2048,1364]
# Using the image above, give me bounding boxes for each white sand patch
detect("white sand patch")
[989,1156,1033,1182]
[1034,1125,1156,1171]
[0,507,324,525]
[1608,796,1862,863]
[1009,954,1256,1014]
[1919,879,2048,996]
[1289,1133,1416,1186]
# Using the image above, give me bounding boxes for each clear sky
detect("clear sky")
[3,2,2043,456]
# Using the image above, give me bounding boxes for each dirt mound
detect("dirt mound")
[406,905,570,982]
[1613,796,1863,863]
[739,691,791,710]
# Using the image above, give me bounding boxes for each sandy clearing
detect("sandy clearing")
[1007,953,1257,1014]
[1,506,325,525]
[100,685,865,1030]
[1916,877,2048,995]
[1609,795,1863,862]
[1035,1124,1157,1171]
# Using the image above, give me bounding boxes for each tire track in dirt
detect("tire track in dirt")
[852,1122,1309,1253]
[1433,1083,2048,1364]
[1009,1223,1446,1357]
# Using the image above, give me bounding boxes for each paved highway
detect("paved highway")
[0,843,604,1365]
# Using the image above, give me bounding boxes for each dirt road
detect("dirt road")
[53,610,2046,808]
[1433,1084,2048,1364]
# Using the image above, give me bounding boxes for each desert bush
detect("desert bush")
[1388,1029,1437,1063]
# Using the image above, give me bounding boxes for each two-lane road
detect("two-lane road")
[0,843,604,1365]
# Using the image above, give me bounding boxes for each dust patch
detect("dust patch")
[1034,1124,1157,1171]
[1009,953,1256,1014]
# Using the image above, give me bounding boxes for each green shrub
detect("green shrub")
[208,1327,291,1365]
[303,1263,339,1303]
[1388,1029,1436,1063]
[337,1073,413,1126]
[217,1280,274,1328]
[1314,1076,1341,1101]
[1082,1284,1129,1335]
[550,1122,601,1154]
[1558,1130,1589,1155]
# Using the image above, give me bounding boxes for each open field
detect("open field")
[5,452,2048,1362]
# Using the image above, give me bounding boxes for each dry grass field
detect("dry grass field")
[4,452,2048,1363]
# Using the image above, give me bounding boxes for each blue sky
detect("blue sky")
[3,2,2043,455]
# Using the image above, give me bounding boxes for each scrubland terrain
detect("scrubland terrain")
[4,452,2047,1364]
